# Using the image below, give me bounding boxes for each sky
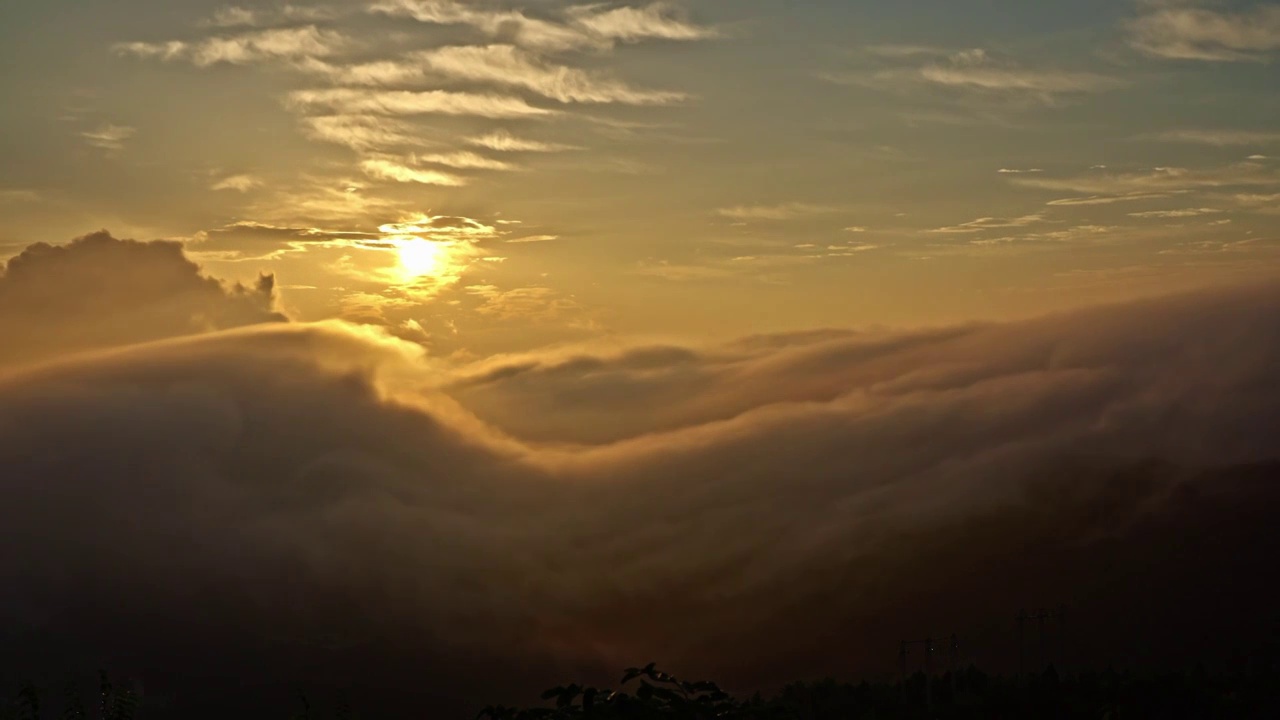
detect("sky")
[2,0,1278,354]
[2,2,1280,717]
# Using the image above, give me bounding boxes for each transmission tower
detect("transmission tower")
[899,633,960,709]
[1017,606,1067,677]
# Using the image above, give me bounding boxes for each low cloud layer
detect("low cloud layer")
[3,237,1280,716]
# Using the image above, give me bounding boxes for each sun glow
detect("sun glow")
[397,239,446,278]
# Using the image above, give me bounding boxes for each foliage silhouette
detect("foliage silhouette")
[2,659,1278,718]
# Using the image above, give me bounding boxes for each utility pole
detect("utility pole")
[1017,607,1067,676]
[924,636,933,711]
[899,640,908,705]
[900,634,956,711]
[950,634,960,697]
[1059,605,1068,676]
[1017,609,1027,679]
[1038,609,1047,668]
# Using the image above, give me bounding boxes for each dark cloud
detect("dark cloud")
[2,260,1279,716]
[0,231,284,366]
[189,221,385,260]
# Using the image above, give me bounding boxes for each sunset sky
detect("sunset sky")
[3,0,1278,354]
[2,2,1280,717]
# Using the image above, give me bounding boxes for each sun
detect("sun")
[397,239,445,278]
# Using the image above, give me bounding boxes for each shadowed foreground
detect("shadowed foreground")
[6,660,1280,719]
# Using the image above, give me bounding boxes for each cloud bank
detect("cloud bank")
[3,236,1280,716]
[0,231,283,366]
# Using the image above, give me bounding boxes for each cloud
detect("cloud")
[410,151,517,171]
[847,47,1125,103]
[300,45,687,103]
[369,0,716,52]
[1011,162,1278,196]
[1045,192,1180,206]
[566,2,720,43]
[1232,192,1280,210]
[863,44,946,58]
[1127,207,1222,219]
[187,220,386,260]
[300,45,686,105]
[964,224,1116,248]
[0,189,40,203]
[467,285,585,322]
[299,115,423,151]
[0,231,283,366]
[288,88,556,118]
[998,168,1044,174]
[824,243,881,256]
[81,124,136,151]
[465,130,578,153]
[928,213,1046,234]
[360,158,468,186]
[1127,2,1280,62]
[716,203,841,221]
[212,174,263,192]
[378,214,500,241]
[1138,128,1280,146]
[115,26,346,66]
[916,59,1124,95]
[415,44,687,105]
[203,4,338,28]
[3,277,1280,715]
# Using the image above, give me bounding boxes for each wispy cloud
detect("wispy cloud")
[465,130,577,153]
[411,151,516,171]
[824,242,881,256]
[1128,207,1222,219]
[379,214,500,241]
[202,5,338,29]
[212,174,263,192]
[0,189,40,203]
[288,88,555,118]
[1045,192,1180,207]
[81,124,136,152]
[965,224,1116,248]
[566,3,720,43]
[998,168,1044,174]
[299,115,423,151]
[863,44,945,59]
[928,213,1046,234]
[369,0,716,52]
[115,26,345,66]
[832,47,1125,105]
[717,203,840,221]
[410,45,687,105]
[466,285,587,323]
[913,49,1125,96]
[1138,129,1280,147]
[1127,2,1280,62]
[296,45,688,106]
[1011,163,1278,196]
[361,158,467,186]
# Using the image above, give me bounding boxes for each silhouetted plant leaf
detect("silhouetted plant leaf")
[636,681,654,702]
